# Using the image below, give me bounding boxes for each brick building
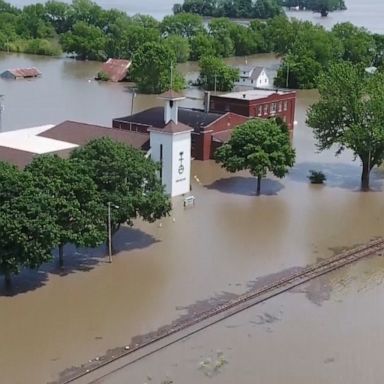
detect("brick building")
[113,91,248,160]
[209,89,296,130]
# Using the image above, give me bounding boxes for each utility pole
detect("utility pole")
[0,95,4,132]
[130,89,136,116]
[285,63,290,89]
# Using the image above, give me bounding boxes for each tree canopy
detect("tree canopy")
[0,162,58,285]
[307,62,384,190]
[173,0,284,19]
[131,41,186,94]
[25,154,105,267]
[198,55,239,91]
[70,138,172,251]
[215,119,295,195]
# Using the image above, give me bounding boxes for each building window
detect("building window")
[258,105,262,116]
[251,79,253,84]
[278,101,282,112]
[283,100,288,111]
[263,104,268,115]
[270,102,276,114]
[283,116,287,123]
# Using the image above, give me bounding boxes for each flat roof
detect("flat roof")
[216,89,294,101]
[0,125,78,154]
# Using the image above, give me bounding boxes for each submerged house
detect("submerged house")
[234,65,269,88]
[0,67,41,80]
[96,59,132,82]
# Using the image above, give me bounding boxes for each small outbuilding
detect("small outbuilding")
[0,67,41,80]
[235,65,269,88]
[96,59,132,82]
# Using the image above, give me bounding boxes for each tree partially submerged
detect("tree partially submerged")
[25,154,105,267]
[0,162,58,285]
[215,119,295,195]
[307,62,384,190]
[70,138,171,252]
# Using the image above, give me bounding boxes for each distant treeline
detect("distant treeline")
[1,0,381,91]
[173,0,346,18]
[173,0,283,19]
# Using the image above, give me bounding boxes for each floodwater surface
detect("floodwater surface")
[96,253,384,384]
[1,7,384,382]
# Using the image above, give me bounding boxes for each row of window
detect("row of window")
[255,100,288,117]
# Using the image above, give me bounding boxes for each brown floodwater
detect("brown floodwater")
[96,253,384,384]
[1,51,384,383]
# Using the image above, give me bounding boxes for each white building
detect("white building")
[149,91,193,197]
[235,65,269,88]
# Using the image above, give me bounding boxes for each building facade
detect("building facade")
[209,89,296,130]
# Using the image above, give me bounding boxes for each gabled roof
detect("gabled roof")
[249,66,266,80]
[99,59,131,82]
[114,107,225,133]
[39,121,149,150]
[149,120,193,134]
[237,65,254,74]
[1,67,41,78]
[158,90,186,100]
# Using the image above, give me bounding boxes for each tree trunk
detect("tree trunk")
[4,270,11,287]
[361,160,370,191]
[58,244,64,268]
[256,175,262,196]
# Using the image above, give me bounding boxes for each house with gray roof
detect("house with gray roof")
[235,65,269,88]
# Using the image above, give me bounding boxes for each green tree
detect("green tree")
[160,12,204,39]
[70,138,171,252]
[208,18,234,57]
[198,55,239,91]
[25,155,105,267]
[43,0,73,34]
[332,23,376,66]
[131,41,185,94]
[0,162,58,285]
[163,35,191,63]
[307,62,384,190]
[189,32,216,61]
[215,119,295,195]
[60,20,107,60]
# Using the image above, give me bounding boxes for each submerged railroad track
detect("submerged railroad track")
[61,238,384,384]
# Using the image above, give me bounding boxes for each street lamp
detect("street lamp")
[107,202,119,263]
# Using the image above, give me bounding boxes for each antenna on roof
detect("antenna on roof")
[170,62,173,91]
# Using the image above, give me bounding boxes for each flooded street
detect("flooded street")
[1,4,384,381]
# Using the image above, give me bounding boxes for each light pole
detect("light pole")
[107,202,119,263]
[0,95,4,132]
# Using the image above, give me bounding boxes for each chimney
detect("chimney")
[204,91,211,113]
[243,94,246,99]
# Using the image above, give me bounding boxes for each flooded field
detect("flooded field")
[1,51,384,383]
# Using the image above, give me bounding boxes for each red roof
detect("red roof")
[99,59,131,82]
[2,67,41,78]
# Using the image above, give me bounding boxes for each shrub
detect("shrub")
[308,170,326,184]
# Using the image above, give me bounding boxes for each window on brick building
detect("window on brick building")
[271,102,276,114]
[278,101,282,112]
[263,104,268,115]
[283,100,288,111]
[258,105,262,116]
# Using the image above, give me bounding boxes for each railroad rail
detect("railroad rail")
[61,238,384,384]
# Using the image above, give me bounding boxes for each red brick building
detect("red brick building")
[113,104,248,161]
[112,89,296,161]
[209,89,296,130]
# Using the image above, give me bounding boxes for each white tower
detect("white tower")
[149,90,192,197]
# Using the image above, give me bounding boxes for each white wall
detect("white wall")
[149,131,191,197]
